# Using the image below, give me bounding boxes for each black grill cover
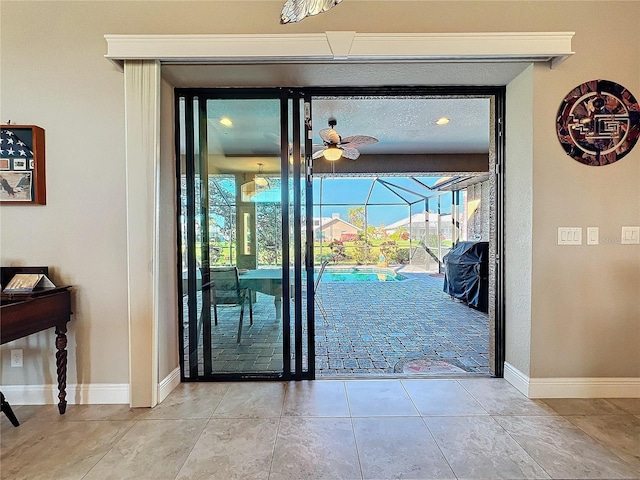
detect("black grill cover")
[443,241,489,312]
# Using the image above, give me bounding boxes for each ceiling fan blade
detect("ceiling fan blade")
[319,128,340,144]
[312,148,327,160]
[340,148,360,160]
[264,132,294,155]
[281,0,343,24]
[264,132,280,145]
[339,135,379,149]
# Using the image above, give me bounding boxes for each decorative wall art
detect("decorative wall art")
[556,80,640,166]
[0,125,46,204]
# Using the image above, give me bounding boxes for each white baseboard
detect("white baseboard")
[503,362,640,398]
[3,371,182,406]
[503,362,530,396]
[158,367,181,403]
[2,383,129,405]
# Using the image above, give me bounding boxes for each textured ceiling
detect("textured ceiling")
[203,96,490,158]
[163,62,528,88]
[311,97,490,155]
[170,61,516,173]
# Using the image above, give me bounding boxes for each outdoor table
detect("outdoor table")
[239,268,283,319]
[183,268,286,320]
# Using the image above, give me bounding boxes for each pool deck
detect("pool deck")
[314,265,489,377]
[184,265,489,378]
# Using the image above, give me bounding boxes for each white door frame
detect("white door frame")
[106,31,574,406]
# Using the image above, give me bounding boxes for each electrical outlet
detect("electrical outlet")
[621,226,640,245]
[11,349,23,367]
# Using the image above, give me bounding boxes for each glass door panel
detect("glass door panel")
[177,90,313,380]
[287,96,313,378]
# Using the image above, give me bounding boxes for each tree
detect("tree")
[347,206,365,230]
[256,202,281,265]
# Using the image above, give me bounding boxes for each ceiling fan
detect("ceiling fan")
[313,119,379,161]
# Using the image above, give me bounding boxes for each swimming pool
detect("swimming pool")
[318,267,407,283]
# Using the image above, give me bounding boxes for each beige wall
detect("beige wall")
[158,78,180,383]
[505,65,535,375]
[1,1,638,396]
[530,17,640,377]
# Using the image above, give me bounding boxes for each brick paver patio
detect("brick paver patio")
[314,265,489,377]
[183,265,489,378]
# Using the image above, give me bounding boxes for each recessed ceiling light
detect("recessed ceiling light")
[436,116,450,126]
[219,117,233,127]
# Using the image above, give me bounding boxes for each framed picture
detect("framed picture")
[0,125,46,204]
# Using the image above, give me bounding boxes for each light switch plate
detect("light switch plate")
[621,226,640,244]
[586,227,599,245]
[558,227,582,245]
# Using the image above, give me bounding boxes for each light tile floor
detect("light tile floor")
[2,378,639,480]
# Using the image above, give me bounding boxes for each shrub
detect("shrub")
[350,241,376,265]
[379,240,399,260]
[327,239,347,263]
[393,248,410,264]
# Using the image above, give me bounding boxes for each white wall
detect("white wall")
[1,1,638,400]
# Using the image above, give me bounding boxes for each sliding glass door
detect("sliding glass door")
[176,89,313,380]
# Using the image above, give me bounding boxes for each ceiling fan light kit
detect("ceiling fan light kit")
[323,146,343,161]
[314,118,379,162]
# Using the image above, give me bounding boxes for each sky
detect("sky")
[207,174,455,229]
[311,176,454,227]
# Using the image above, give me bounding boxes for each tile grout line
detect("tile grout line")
[489,413,553,480]
[344,380,365,480]
[266,415,283,480]
[562,412,640,473]
[172,417,213,480]
[399,379,462,480]
[80,418,139,480]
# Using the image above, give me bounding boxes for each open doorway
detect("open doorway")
[307,91,500,378]
[176,87,503,381]
[311,175,490,377]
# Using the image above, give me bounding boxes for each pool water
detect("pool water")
[317,267,407,283]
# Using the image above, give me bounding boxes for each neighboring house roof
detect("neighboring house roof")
[385,211,448,232]
[315,217,362,232]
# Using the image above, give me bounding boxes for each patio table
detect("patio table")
[183,268,287,319]
[239,268,283,319]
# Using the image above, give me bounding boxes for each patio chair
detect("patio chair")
[203,266,253,343]
[314,260,329,322]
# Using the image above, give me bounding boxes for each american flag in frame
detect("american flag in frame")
[0,125,46,204]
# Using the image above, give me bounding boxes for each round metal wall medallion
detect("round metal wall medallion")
[556,79,640,166]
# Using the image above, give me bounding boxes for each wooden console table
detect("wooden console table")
[1,286,73,415]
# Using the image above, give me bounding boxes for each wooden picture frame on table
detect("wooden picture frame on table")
[0,125,46,205]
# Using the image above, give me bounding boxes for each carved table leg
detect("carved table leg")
[1,391,20,427]
[55,324,68,414]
